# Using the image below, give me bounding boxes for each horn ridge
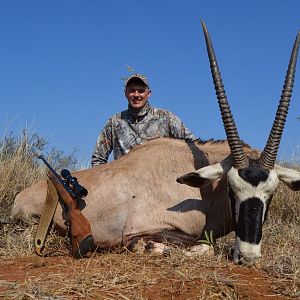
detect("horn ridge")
[201,20,248,168]
[259,32,300,169]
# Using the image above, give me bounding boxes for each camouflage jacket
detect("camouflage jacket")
[91,102,195,166]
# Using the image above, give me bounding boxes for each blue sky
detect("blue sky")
[1,1,300,166]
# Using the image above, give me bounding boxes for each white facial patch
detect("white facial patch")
[234,237,262,262]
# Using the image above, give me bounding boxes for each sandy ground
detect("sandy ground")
[0,253,297,300]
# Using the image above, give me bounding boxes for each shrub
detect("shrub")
[0,130,78,219]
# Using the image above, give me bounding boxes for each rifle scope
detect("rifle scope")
[61,169,88,198]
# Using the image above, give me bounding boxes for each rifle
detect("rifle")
[33,149,94,258]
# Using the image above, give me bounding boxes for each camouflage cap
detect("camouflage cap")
[125,74,149,88]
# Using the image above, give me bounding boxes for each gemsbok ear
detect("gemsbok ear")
[177,157,232,188]
[275,164,300,191]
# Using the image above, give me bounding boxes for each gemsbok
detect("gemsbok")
[12,21,300,264]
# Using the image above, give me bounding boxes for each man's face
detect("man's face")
[125,83,151,110]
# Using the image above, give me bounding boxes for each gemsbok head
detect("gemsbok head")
[177,21,300,264]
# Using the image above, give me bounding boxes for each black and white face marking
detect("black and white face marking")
[227,159,279,262]
[177,158,300,264]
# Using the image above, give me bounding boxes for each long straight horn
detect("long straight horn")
[201,20,248,169]
[259,32,300,169]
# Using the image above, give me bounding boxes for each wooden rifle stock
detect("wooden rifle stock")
[48,171,94,258]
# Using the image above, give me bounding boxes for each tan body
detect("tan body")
[12,137,259,250]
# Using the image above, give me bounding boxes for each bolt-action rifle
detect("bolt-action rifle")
[33,149,94,258]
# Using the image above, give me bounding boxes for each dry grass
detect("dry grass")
[0,134,44,218]
[0,131,299,299]
[261,183,300,297]
[0,251,275,299]
[0,130,77,218]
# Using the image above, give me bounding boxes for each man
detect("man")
[91,74,195,166]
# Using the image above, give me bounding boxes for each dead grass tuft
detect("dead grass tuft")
[0,130,77,218]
